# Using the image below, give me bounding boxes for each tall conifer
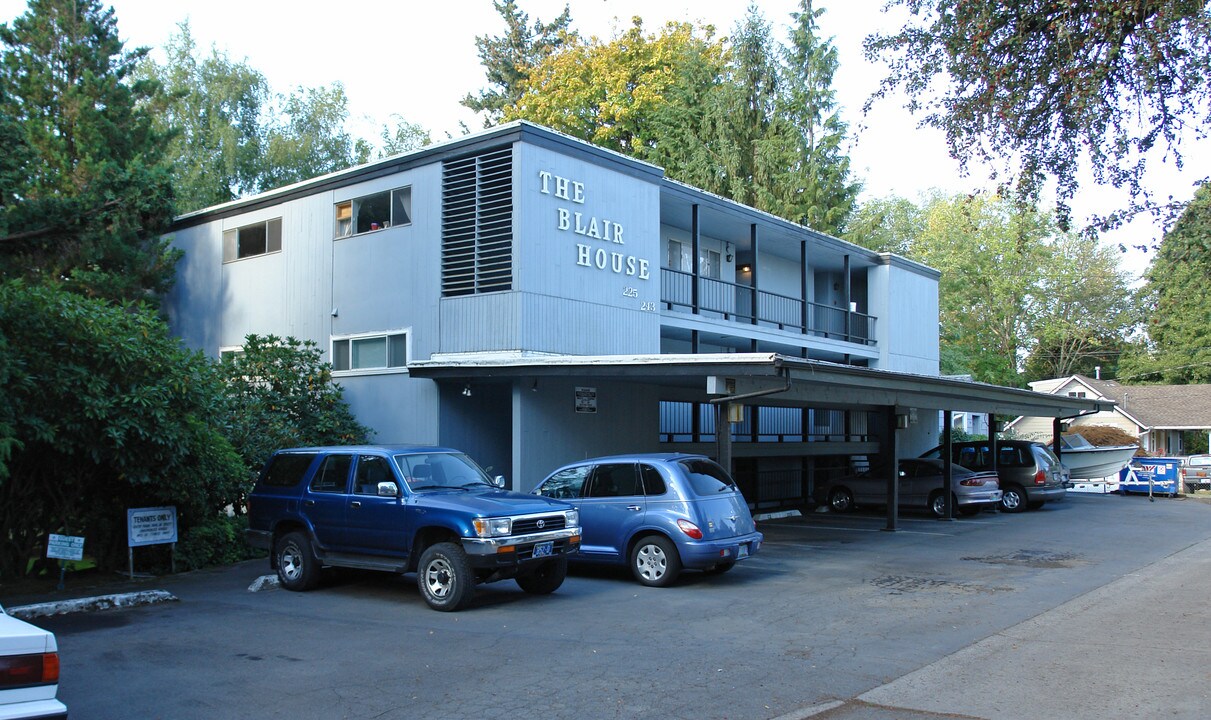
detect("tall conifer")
[0,0,177,301]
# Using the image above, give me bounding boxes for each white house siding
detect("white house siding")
[1010,415,1056,441]
[1070,414,1139,437]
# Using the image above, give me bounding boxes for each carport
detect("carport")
[410,353,1113,530]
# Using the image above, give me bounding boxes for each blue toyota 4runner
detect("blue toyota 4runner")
[245,445,581,611]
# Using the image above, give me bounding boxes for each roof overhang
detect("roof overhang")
[408,353,1112,418]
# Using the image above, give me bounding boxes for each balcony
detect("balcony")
[661,268,876,346]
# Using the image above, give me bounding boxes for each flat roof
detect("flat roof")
[408,353,1112,418]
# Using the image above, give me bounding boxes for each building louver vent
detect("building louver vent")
[442,147,513,296]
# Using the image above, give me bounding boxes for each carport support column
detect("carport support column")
[884,406,899,532]
[942,410,954,520]
[1053,417,1063,462]
[716,402,733,476]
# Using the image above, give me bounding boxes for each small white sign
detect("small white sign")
[128,506,178,547]
[575,386,597,414]
[47,534,85,561]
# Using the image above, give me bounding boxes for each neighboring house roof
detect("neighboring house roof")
[1012,374,1211,431]
[1077,376,1211,430]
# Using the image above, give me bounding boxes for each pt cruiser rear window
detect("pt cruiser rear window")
[678,459,737,495]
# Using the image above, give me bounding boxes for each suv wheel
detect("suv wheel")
[1000,485,1028,513]
[276,531,320,591]
[515,558,568,594]
[630,535,682,587]
[417,542,474,611]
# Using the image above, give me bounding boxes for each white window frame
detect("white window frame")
[335,186,412,239]
[331,329,411,376]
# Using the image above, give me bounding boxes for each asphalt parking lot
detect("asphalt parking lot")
[10,492,1211,720]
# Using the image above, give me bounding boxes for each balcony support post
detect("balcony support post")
[691,204,700,315]
[800,241,808,335]
[750,223,759,326]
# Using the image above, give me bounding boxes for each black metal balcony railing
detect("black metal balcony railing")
[661,268,875,345]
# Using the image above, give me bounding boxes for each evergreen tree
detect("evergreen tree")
[778,0,860,235]
[462,0,575,126]
[1121,183,1211,383]
[711,8,800,216]
[0,0,178,302]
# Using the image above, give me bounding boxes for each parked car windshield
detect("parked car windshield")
[393,452,492,490]
[678,458,738,495]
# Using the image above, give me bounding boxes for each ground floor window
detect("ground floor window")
[332,331,408,372]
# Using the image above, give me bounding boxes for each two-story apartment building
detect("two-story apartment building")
[165,122,1102,510]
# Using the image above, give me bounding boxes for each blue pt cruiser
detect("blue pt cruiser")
[534,453,763,587]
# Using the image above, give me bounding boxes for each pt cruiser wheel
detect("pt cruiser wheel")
[276,531,319,591]
[630,535,682,587]
[417,542,474,611]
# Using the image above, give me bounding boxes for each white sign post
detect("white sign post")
[47,534,85,590]
[127,506,178,579]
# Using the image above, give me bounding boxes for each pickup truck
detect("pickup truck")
[245,445,581,611]
[1181,454,1211,492]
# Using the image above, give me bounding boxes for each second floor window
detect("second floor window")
[336,187,412,238]
[223,218,282,262]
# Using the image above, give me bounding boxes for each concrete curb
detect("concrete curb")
[755,508,803,521]
[5,590,178,620]
[248,574,279,592]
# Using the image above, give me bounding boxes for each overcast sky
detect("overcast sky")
[3,0,1204,280]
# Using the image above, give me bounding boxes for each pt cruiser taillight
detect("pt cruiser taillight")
[676,519,703,540]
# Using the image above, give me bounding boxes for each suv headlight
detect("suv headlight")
[565,509,579,528]
[473,517,512,538]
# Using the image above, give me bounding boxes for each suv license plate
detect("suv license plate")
[737,543,749,558]
[533,541,553,558]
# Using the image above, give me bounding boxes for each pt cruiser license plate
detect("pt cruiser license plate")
[533,541,553,558]
[737,543,749,558]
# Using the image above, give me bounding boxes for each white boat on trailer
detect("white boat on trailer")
[1059,434,1138,491]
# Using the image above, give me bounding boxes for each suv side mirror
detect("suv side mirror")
[378,481,400,497]
[491,475,507,489]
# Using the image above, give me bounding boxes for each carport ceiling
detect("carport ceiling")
[408,353,1111,418]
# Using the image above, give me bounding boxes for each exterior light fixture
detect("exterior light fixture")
[462,384,472,397]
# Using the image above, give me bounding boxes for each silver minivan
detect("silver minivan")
[921,440,1069,512]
